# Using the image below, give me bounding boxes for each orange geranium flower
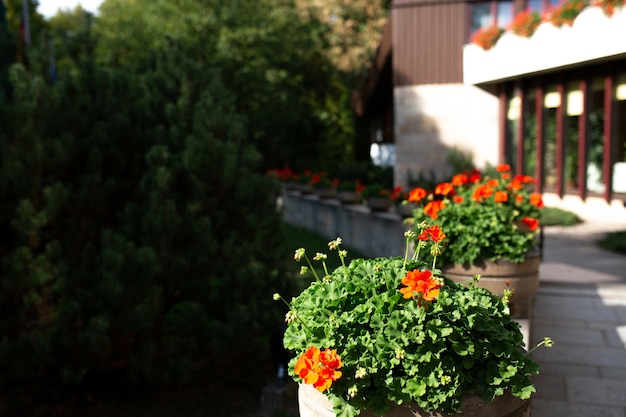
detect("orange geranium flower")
[529,192,544,208]
[451,173,469,186]
[425,225,446,243]
[513,174,535,184]
[486,179,499,188]
[400,269,441,303]
[434,182,455,196]
[453,195,464,203]
[294,346,342,392]
[468,169,482,183]
[408,187,427,202]
[494,191,508,203]
[508,179,523,191]
[472,185,493,202]
[496,164,511,172]
[520,216,540,232]
[424,200,446,219]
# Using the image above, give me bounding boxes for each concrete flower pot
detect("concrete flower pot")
[298,383,530,417]
[441,251,540,318]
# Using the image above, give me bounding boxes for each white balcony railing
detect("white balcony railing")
[463,6,626,86]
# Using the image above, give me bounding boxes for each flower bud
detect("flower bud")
[430,243,443,257]
[313,252,327,261]
[328,237,342,250]
[395,348,405,360]
[284,310,297,323]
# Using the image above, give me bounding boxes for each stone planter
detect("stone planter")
[298,383,530,417]
[366,196,394,212]
[315,188,337,199]
[336,191,360,205]
[442,251,540,318]
[396,202,417,218]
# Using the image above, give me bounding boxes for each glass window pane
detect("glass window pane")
[527,0,542,12]
[496,1,514,27]
[469,2,492,34]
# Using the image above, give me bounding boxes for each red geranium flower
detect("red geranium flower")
[400,269,442,303]
[424,200,446,219]
[494,191,509,203]
[472,185,493,202]
[294,346,342,392]
[408,187,427,202]
[435,182,455,196]
[520,216,540,232]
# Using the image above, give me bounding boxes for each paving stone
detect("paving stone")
[532,345,626,367]
[531,398,625,417]
[534,294,596,307]
[604,325,626,348]
[567,376,626,407]
[600,366,626,380]
[532,303,620,323]
[616,308,626,323]
[535,362,599,377]
[530,324,605,346]
[593,298,626,307]
[531,374,567,401]
[531,317,588,329]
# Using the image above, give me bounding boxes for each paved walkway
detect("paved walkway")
[530,222,626,417]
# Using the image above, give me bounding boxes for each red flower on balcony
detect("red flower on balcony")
[470,25,504,50]
[509,9,543,37]
[546,0,589,27]
[592,0,626,16]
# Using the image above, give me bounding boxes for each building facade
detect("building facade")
[354,0,626,213]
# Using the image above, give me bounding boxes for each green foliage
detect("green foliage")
[540,206,582,226]
[446,147,475,174]
[0,37,290,386]
[597,230,626,254]
[360,183,390,198]
[284,252,539,416]
[93,0,359,172]
[410,166,542,265]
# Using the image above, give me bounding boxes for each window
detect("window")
[468,1,514,38]
[526,0,560,12]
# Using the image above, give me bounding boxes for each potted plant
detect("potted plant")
[546,0,588,27]
[275,227,553,417]
[392,186,416,218]
[407,164,544,317]
[336,179,365,205]
[470,25,504,50]
[312,173,340,199]
[509,9,543,37]
[361,184,394,212]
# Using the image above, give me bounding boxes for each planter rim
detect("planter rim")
[298,383,530,417]
[441,248,541,273]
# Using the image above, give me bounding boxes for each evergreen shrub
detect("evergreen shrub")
[0,46,289,387]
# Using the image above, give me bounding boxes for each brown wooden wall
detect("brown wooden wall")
[392,0,468,86]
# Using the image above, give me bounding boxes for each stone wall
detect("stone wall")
[281,191,412,258]
[394,83,499,188]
